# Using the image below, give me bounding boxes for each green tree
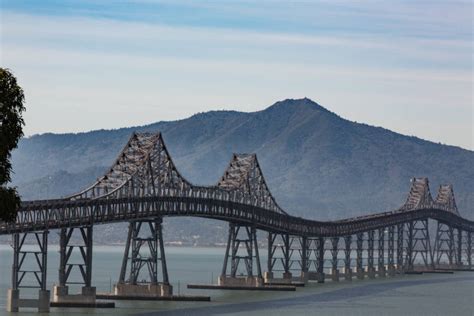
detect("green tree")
[0,68,25,222]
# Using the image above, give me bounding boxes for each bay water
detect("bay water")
[0,245,472,315]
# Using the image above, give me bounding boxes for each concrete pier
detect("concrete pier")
[317,272,325,283]
[356,268,365,280]
[387,265,397,276]
[114,283,173,297]
[7,289,50,313]
[218,276,264,287]
[367,267,376,279]
[378,266,386,277]
[38,290,51,313]
[395,264,405,274]
[264,272,294,285]
[188,284,295,291]
[53,285,96,304]
[6,289,19,312]
[331,269,340,282]
[263,271,273,283]
[305,271,325,282]
[283,272,293,281]
[299,271,308,283]
[97,293,210,301]
[343,267,353,281]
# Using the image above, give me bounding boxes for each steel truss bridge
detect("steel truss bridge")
[1,132,473,312]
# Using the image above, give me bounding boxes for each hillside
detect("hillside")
[10,98,474,244]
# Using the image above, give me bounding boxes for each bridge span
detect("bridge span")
[1,132,473,312]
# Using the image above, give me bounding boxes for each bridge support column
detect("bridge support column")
[396,223,404,272]
[411,219,433,270]
[434,222,454,268]
[356,233,364,280]
[456,228,463,267]
[330,237,339,282]
[300,236,309,283]
[265,233,274,282]
[316,237,325,283]
[378,228,386,277]
[115,218,172,297]
[467,231,472,268]
[7,231,50,313]
[343,235,352,281]
[406,221,415,271]
[265,233,292,284]
[219,223,263,287]
[367,230,376,278]
[304,237,327,282]
[387,226,396,276]
[53,226,96,304]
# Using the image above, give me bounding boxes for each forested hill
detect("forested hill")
[12,98,474,224]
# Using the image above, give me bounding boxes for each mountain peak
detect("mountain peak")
[267,97,327,111]
[263,98,337,121]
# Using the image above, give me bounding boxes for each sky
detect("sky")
[1,0,472,149]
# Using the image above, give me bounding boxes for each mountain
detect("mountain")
[9,98,474,244]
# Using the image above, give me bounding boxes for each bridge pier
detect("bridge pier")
[53,226,96,304]
[300,236,309,282]
[434,222,455,268]
[366,230,376,278]
[356,233,365,279]
[7,231,50,313]
[301,237,325,282]
[377,228,386,277]
[266,232,293,284]
[316,237,325,283]
[406,221,414,270]
[413,220,433,270]
[330,237,340,282]
[115,218,172,297]
[467,231,472,268]
[387,226,396,276]
[397,223,405,272]
[455,228,463,267]
[219,223,263,287]
[343,235,353,281]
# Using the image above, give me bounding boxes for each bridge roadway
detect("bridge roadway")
[2,195,473,237]
[1,132,473,313]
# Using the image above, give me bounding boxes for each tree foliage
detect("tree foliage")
[0,68,25,222]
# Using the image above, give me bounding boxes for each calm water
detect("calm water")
[0,245,473,316]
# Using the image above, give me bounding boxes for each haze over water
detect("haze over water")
[0,245,472,316]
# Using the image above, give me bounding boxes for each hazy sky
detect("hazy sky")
[1,0,472,149]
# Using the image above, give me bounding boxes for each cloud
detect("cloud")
[0,8,472,149]
[3,12,470,56]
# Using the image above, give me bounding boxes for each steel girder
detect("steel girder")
[344,235,352,275]
[330,237,339,272]
[267,233,294,276]
[11,232,48,290]
[397,223,405,270]
[118,218,169,286]
[387,226,395,270]
[434,222,455,266]
[367,230,375,273]
[378,227,385,271]
[4,197,474,238]
[221,223,262,279]
[59,226,93,287]
[356,233,364,276]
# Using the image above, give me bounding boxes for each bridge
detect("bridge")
[1,132,473,312]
